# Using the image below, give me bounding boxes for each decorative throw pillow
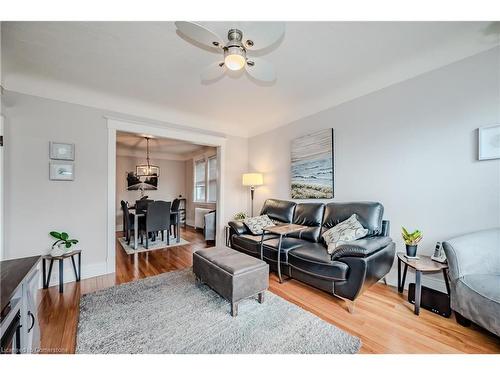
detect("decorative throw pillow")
[322,214,368,255]
[244,215,276,235]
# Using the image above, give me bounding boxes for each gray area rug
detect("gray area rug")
[76,269,361,354]
[118,236,189,255]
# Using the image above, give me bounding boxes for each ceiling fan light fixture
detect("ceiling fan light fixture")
[224,46,246,71]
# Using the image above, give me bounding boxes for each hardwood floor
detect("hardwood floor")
[37,227,500,354]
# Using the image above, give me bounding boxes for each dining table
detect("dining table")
[128,208,180,250]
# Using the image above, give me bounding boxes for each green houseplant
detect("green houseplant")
[49,231,79,256]
[233,212,248,221]
[401,227,422,257]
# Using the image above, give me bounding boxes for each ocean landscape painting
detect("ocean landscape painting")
[291,129,334,199]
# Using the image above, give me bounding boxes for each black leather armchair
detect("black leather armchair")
[228,199,396,311]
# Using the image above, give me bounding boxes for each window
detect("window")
[207,156,217,202]
[194,159,206,202]
[194,155,218,203]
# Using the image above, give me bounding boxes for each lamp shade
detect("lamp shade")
[242,173,263,186]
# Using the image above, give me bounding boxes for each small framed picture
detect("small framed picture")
[478,125,500,160]
[50,142,75,161]
[50,162,75,181]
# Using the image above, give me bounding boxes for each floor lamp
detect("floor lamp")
[242,173,263,217]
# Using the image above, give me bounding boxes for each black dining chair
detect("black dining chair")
[121,200,136,245]
[142,200,171,249]
[135,199,153,214]
[170,198,180,239]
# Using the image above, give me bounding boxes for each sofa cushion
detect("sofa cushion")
[260,199,296,223]
[330,236,393,260]
[323,202,384,235]
[231,233,277,256]
[243,215,275,235]
[288,243,349,281]
[322,214,369,255]
[261,237,310,263]
[288,203,325,243]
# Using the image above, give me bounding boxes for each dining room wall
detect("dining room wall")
[115,155,187,230]
[1,91,250,283]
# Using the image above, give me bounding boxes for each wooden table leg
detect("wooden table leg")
[58,259,64,293]
[414,270,422,315]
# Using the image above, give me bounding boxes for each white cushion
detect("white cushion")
[243,215,275,235]
[322,214,369,255]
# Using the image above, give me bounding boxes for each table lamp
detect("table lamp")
[242,173,263,217]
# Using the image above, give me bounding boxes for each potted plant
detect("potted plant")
[233,212,248,221]
[50,231,79,257]
[401,227,422,257]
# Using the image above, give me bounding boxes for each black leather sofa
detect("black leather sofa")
[228,199,395,310]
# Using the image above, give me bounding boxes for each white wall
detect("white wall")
[248,47,500,289]
[2,91,249,281]
[115,155,186,229]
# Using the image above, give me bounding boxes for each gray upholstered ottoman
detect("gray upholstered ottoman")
[193,247,269,317]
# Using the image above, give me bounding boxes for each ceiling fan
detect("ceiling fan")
[174,21,285,82]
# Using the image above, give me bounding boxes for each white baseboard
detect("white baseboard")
[39,259,109,289]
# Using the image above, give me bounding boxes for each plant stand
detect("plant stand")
[42,250,82,293]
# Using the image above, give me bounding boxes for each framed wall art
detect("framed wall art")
[50,142,75,161]
[49,162,75,181]
[478,125,500,161]
[291,128,334,199]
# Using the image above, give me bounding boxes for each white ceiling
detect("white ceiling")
[2,21,499,137]
[116,131,210,160]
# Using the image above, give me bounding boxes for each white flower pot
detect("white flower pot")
[50,243,71,257]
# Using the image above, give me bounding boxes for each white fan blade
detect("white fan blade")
[201,61,226,81]
[243,22,285,51]
[246,58,276,82]
[175,21,223,49]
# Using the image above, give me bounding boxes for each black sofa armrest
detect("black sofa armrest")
[228,220,250,236]
[381,220,390,236]
[331,236,393,260]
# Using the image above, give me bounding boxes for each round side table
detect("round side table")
[397,252,450,315]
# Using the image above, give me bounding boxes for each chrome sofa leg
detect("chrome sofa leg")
[347,300,356,314]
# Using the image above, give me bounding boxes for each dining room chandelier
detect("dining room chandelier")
[136,137,159,177]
